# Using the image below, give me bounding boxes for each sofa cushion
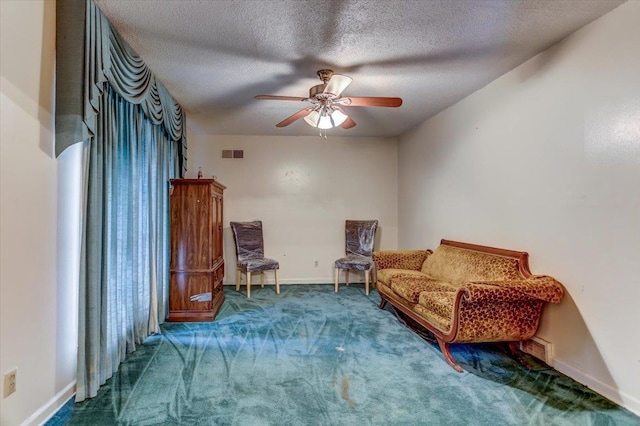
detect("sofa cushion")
[414,303,452,333]
[421,245,522,286]
[377,269,427,286]
[417,291,457,321]
[390,277,455,304]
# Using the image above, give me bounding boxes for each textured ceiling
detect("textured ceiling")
[95,0,624,137]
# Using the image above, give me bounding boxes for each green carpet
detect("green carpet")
[47,284,639,425]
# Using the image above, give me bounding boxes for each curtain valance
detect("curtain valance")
[56,0,186,174]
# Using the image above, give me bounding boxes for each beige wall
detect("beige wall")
[1,1,79,425]
[186,133,399,284]
[398,1,639,414]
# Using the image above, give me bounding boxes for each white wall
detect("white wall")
[186,133,398,284]
[398,1,639,414]
[1,1,78,425]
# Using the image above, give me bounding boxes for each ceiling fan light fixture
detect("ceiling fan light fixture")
[303,108,348,129]
[329,109,348,126]
[304,110,321,127]
[315,113,334,130]
[318,117,333,130]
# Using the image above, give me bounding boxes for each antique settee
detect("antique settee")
[373,239,564,372]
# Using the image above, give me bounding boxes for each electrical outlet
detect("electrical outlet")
[3,369,17,398]
[314,260,319,267]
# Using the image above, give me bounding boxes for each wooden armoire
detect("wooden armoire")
[168,179,225,321]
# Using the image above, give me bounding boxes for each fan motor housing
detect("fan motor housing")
[309,84,327,98]
[317,69,334,82]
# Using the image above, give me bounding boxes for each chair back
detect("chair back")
[345,220,378,257]
[230,221,265,261]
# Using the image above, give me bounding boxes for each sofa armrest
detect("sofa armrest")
[466,275,564,304]
[373,250,431,271]
[460,283,536,304]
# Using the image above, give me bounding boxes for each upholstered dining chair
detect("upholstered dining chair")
[334,220,378,295]
[230,220,280,298]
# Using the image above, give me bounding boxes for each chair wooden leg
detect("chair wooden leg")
[246,271,252,298]
[275,269,280,294]
[334,268,339,292]
[260,272,265,288]
[345,270,350,286]
[365,270,370,295]
[236,269,241,291]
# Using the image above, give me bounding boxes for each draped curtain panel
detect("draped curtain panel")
[77,87,178,401]
[55,0,185,401]
[56,0,187,177]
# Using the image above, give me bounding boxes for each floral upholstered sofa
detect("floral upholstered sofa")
[373,239,564,372]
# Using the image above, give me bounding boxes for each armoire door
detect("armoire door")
[168,179,226,322]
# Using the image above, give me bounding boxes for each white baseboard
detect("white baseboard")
[22,381,75,426]
[553,359,640,416]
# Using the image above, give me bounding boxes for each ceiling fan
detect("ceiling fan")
[255,69,402,130]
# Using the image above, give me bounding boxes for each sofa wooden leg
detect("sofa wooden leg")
[506,342,530,369]
[378,298,387,309]
[436,338,464,373]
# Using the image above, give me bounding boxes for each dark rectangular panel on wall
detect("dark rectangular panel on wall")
[55,0,88,155]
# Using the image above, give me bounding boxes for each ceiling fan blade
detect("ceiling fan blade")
[275,107,313,127]
[341,116,356,129]
[343,96,403,107]
[323,74,352,96]
[255,95,307,102]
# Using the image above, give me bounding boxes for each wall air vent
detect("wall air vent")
[222,149,244,158]
[520,336,554,366]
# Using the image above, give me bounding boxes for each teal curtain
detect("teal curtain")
[76,86,179,402]
[71,0,185,402]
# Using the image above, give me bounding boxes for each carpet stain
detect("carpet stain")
[341,377,356,409]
